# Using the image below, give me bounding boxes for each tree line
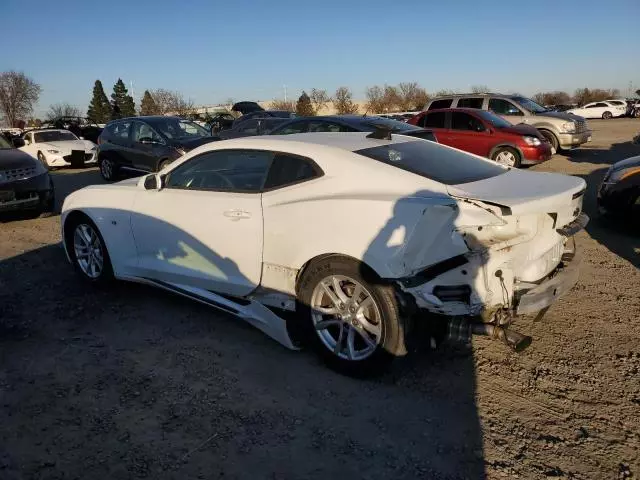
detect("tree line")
[1,69,638,128]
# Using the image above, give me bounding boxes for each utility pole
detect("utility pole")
[284,84,287,102]
[130,80,135,105]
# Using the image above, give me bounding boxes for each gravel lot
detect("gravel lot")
[1,120,639,479]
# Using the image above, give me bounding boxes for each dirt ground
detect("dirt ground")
[1,120,639,479]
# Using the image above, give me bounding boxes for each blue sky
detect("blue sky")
[3,0,639,118]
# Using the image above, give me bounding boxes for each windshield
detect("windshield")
[147,118,210,139]
[511,96,547,114]
[0,135,12,149]
[363,117,420,132]
[475,110,513,129]
[355,139,507,185]
[34,130,78,142]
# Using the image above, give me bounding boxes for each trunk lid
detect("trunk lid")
[447,170,585,219]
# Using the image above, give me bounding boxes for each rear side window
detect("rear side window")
[422,112,446,128]
[272,121,309,135]
[457,97,483,109]
[107,121,131,139]
[264,153,322,189]
[428,99,453,110]
[355,140,506,185]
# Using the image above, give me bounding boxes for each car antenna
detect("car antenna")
[366,126,393,140]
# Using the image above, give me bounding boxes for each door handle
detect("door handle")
[223,209,252,221]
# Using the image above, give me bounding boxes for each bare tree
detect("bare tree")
[46,103,82,121]
[532,91,572,106]
[365,85,385,113]
[309,88,331,115]
[0,71,41,127]
[412,87,430,111]
[333,87,358,114]
[150,89,194,116]
[434,89,457,97]
[573,88,620,106]
[471,85,490,93]
[269,99,295,111]
[382,85,401,112]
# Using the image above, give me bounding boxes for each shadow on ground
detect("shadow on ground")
[0,203,485,479]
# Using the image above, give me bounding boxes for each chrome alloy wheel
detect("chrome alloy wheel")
[310,275,383,361]
[73,223,104,279]
[495,150,517,167]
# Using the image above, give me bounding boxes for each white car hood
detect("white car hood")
[446,169,585,214]
[40,140,94,152]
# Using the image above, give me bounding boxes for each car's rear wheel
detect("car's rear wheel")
[492,147,521,168]
[539,129,559,154]
[297,256,407,377]
[602,111,613,120]
[99,157,118,181]
[65,214,114,284]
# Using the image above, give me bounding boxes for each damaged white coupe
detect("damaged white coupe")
[61,131,588,375]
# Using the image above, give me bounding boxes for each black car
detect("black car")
[0,135,55,217]
[598,155,640,218]
[49,116,104,143]
[268,115,437,141]
[96,116,219,181]
[218,117,292,139]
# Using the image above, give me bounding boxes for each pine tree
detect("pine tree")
[110,78,136,119]
[86,80,111,123]
[139,90,158,115]
[295,91,314,116]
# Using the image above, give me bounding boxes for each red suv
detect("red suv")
[407,108,552,167]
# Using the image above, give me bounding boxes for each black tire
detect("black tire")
[602,111,612,120]
[633,110,640,118]
[491,147,522,168]
[64,213,114,285]
[296,256,407,377]
[539,129,559,153]
[37,151,50,170]
[157,158,172,172]
[99,156,118,181]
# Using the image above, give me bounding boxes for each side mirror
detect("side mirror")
[79,136,85,140]
[143,174,162,190]
[12,137,25,148]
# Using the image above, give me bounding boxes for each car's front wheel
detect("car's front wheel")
[492,147,521,167]
[297,256,407,376]
[65,214,114,284]
[99,157,118,181]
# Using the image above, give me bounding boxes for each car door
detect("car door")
[448,111,491,156]
[488,98,525,124]
[103,120,134,168]
[418,111,448,144]
[20,132,37,157]
[130,121,167,171]
[129,149,273,296]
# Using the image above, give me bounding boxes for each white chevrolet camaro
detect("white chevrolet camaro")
[61,132,588,376]
[20,129,97,168]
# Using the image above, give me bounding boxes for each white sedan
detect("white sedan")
[20,129,97,168]
[61,132,588,375]
[567,101,627,119]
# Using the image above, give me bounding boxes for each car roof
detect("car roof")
[418,108,483,114]
[108,116,184,123]
[236,131,417,152]
[29,129,70,134]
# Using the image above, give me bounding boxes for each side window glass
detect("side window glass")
[264,153,322,189]
[451,112,485,131]
[457,97,483,109]
[165,149,273,192]
[237,119,259,134]
[108,121,131,139]
[423,112,446,128]
[274,121,309,135]
[488,99,523,116]
[428,99,453,110]
[308,121,353,132]
[132,122,162,143]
